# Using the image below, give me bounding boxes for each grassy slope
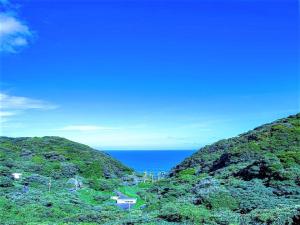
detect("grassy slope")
[145,113,300,224]
[1,114,300,225]
[0,136,132,179]
[0,136,133,225]
[171,113,300,178]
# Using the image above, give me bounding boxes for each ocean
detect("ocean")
[105,150,196,174]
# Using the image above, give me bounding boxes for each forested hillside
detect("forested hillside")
[1,114,299,224]
[144,113,300,224]
[0,136,134,224]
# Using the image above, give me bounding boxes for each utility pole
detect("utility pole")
[129,203,132,224]
[48,177,52,193]
[143,171,147,183]
[74,175,81,190]
[150,172,154,183]
[157,171,161,181]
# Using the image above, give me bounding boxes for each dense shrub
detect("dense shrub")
[0,114,299,225]
[277,151,300,167]
[61,162,79,178]
[204,191,238,210]
[159,202,211,223]
[88,178,119,191]
[0,176,14,187]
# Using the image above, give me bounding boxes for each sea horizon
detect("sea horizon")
[102,149,198,151]
[105,150,197,173]
[1,0,298,223]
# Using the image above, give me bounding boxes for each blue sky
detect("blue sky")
[0,0,299,150]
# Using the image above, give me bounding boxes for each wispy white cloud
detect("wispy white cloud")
[0,92,57,127]
[61,131,203,150]
[0,110,16,123]
[0,110,17,117]
[0,0,33,53]
[58,125,120,132]
[0,93,57,110]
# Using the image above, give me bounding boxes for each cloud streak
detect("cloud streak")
[58,125,120,132]
[0,93,57,110]
[0,110,17,117]
[0,92,57,126]
[0,0,33,53]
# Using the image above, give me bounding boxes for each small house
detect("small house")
[12,173,22,180]
[116,197,137,204]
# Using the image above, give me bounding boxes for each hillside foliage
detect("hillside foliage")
[0,114,299,224]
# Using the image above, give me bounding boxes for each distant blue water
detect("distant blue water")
[105,150,196,173]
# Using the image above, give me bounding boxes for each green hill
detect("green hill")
[145,113,300,224]
[0,114,299,225]
[0,136,132,180]
[171,113,300,179]
[0,136,133,224]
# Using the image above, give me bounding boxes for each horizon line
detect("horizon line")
[101,149,198,151]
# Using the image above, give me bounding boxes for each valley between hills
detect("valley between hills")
[0,113,299,225]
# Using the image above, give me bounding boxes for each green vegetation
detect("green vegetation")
[0,136,134,224]
[119,185,146,208]
[155,113,300,224]
[1,113,300,224]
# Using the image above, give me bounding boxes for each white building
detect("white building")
[12,173,22,180]
[116,198,137,204]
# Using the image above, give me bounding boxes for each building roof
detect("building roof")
[117,197,136,200]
